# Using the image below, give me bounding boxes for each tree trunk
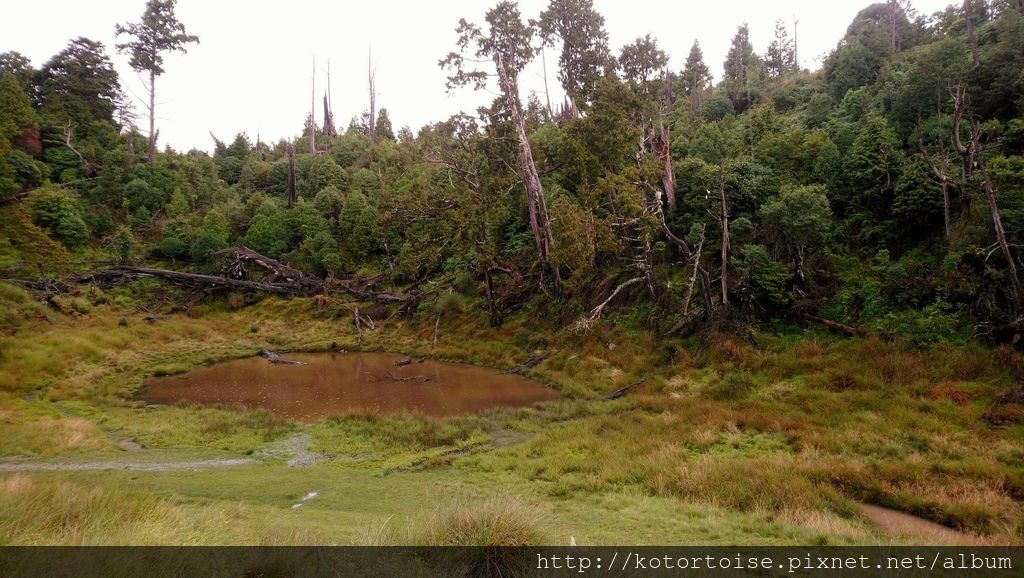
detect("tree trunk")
[888,0,900,52]
[965,0,980,67]
[658,112,676,211]
[286,141,297,208]
[979,156,1023,303]
[495,52,557,285]
[718,168,729,309]
[147,69,156,166]
[368,50,377,146]
[309,58,317,155]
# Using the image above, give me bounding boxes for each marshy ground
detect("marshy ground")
[1,285,1022,546]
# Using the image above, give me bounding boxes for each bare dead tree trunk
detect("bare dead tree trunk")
[63,121,94,173]
[717,167,729,309]
[286,141,297,208]
[484,266,499,327]
[652,189,715,319]
[147,69,156,165]
[658,86,676,211]
[495,52,558,286]
[323,58,336,137]
[917,118,956,245]
[368,49,377,146]
[888,0,900,52]
[965,0,980,67]
[541,47,554,120]
[951,81,975,216]
[682,225,706,315]
[979,155,1023,303]
[309,57,317,155]
[952,80,1022,303]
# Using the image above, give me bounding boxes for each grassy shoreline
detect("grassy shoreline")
[1,283,1022,545]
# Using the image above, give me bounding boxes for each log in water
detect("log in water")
[137,352,559,421]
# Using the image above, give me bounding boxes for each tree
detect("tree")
[678,41,712,114]
[30,185,90,247]
[0,72,37,196]
[0,51,35,90]
[375,108,395,142]
[441,1,558,284]
[765,20,796,78]
[723,23,763,112]
[116,0,199,165]
[618,35,668,88]
[537,0,612,113]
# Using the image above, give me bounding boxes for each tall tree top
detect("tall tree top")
[115,0,198,76]
[440,1,536,92]
[537,0,613,108]
[618,34,668,86]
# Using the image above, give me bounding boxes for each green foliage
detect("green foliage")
[111,225,134,264]
[871,299,968,348]
[29,186,89,247]
[337,191,378,264]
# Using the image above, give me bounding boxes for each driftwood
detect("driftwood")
[803,314,863,337]
[260,349,306,365]
[504,353,547,375]
[603,379,646,400]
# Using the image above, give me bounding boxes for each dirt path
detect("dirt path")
[856,503,983,544]
[0,458,254,472]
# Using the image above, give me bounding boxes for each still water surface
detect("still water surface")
[138,352,558,421]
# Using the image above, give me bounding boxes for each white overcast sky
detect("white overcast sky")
[2,0,953,152]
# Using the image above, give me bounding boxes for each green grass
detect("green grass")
[0,280,1022,545]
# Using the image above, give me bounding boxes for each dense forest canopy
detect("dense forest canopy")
[3,0,1024,345]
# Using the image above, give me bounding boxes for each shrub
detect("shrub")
[29,186,89,247]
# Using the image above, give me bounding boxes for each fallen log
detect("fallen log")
[504,353,547,375]
[260,349,306,365]
[803,313,863,337]
[369,371,431,383]
[77,266,321,296]
[664,306,706,336]
[211,246,317,288]
[603,379,645,400]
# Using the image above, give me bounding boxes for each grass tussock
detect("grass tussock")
[365,495,550,546]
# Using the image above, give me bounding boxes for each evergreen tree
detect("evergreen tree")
[722,23,763,112]
[537,0,613,111]
[678,40,712,113]
[375,108,395,141]
[765,19,796,78]
[116,0,198,165]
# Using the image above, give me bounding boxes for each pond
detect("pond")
[137,352,559,421]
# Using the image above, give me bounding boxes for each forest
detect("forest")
[1,0,1024,550]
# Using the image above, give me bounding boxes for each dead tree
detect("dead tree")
[717,166,730,309]
[888,0,900,52]
[495,52,558,286]
[648,183,716,323]
[951,80,1022,303]
[964,0,980,67]
[322,58,336,137]
[286,141,297,208]
[309,57,317,155]
[917,115,956,245]
[63,121,95,174]
[368,48,377,146]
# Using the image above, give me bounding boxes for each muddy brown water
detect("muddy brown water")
[137,352,559,421]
